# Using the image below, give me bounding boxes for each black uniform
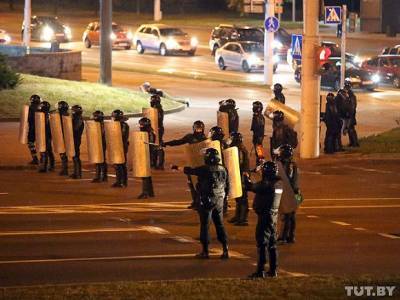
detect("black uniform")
[219,102,239,134]
[138,124,155,199]
[164,132,207,147]
[184,163,229,258]
[58,110,69,176]
[70,111,84,179]
[251,112,265,164]
[271,121,298,156]
[346,89,359,147]
[27,101,40,164]
[246,174,282,278]
[322,95,342,154]
[92,115,108,183]
[38,104,55,173]
[151,101,165,169]
[273,93,285,104]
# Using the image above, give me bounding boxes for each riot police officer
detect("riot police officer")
[322,93,341,154]
[137,117,156,199]
[335,89,349,151]
[219,99,239,134]
[273,83,285,104]
[343,81,359,147]
[270,111,298,158]
[184,148,230,259]
[150,94,165,169]
[91,110,108,182]
[27,94,41,165]
[227,132,250,226]
[57,100,69,176]
[208,126,228,149]
[69,105,84,179]
[245,161,282,278]
[251,101,265,165]
[38,101,55,173]
[276,144,299,244]
[111,109,129,188]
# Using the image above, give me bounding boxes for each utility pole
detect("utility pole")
[154,0,162,22]
[300,0,321,159]
[22,0,31,48]
[292,0,296,22]
[100,0,112,85]
[340,5,347,88]
[263,0,274,87]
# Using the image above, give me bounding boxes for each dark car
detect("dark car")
[295,58,379,91]
[381,45,400,55]
[362,55,400,88]
[22,16,71,42]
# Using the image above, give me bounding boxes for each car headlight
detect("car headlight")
[166,38,179,49]
[190,37,198,47]
[248,54,262,65]
[273,40,283,49]
[273,54,280,63]
[41,26,54,42]
[110,32,116,40]
[4,34,11,43]
[127,31,133,40]
[372,74,380,83]
[64,26,72,39]
[353,55,362,65]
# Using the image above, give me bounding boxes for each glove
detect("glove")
[161,141,167,147]
[183,166,191,174]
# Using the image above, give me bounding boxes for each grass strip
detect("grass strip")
[353,127,400,154]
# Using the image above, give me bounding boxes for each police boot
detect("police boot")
[228,200,240,223]
[148,177,155,197]
[70,157,82,179]
[38,153,48,173]
[267,247,278,278]
[235,200,249,226]
[248,247,266,279]
[92,164,102,183]
[28,143,39,165]
[59,154,68,176]
[112,165,123,188]
[220,243,229,260]
[122,164,128,187]
[287,213,296,244]
[101,163,108,182]
[223,198,229,216]
[156,148,165,170]
[195,243,209,259]
[29,155,39,165]
[348,128,359,147]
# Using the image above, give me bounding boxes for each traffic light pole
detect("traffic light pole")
[22,0,31,48]
[154,0,162,21]
[100,0,112,85]
[300,0,321,159]
[340,5,347,88]
[263,0,274,87]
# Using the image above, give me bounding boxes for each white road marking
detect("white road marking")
[378,233,400,240]
[353,227,367,231]
[330,221,351,226]
[251,264,308,277]
[302,205,400,209]
[209,248,249,259]
[343,165,394,174]
[0,193,9,195]
[170,236,196,243]
[306,215,320,219]
[306,197,400,201]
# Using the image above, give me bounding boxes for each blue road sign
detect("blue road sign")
[325,6,342,24]
[291,34,302,60]
[264,16,280,33]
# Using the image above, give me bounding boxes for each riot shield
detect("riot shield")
[185,139,221,168]
[277,161,297,214]
[217,111,229,139]
[85,120,104,164]
[104,120,125,164]
[34,112,46,153]
[18,105,29,144]
[265,99,300,128]
[223,146,243,199]
[50,112,66,154]
[62,115,75,157]
[131,131,151,178]
[142,107,159,143]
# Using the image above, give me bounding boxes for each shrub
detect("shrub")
[0,53,21,90]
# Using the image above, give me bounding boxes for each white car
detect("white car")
[215,41,278,73]
[0,29,11,44]
[134,24,198,56]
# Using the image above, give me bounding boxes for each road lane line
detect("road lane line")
[306,197,400,201]
[343,165,394,174]
[378,233,400,240]
[353,227,367,231]
[302,205,400,209]
[306,215,320,218]
[330,221,351,226]
[0,193,8,195]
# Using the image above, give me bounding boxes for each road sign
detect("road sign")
[325,6,342,24]
[264,16,279,33]
[291,34,302,60]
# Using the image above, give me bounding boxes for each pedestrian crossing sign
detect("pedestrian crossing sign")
[325,6,342,24]
[291,34,302,60]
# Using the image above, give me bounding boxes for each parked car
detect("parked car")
[295,58,379,91]
[82,21,133,49]
[21,16,71,42]
[381,45,400,55]
[134,24,197,56]
[0,29,11,44]
[215,41,278,73]
[361,55,400,88]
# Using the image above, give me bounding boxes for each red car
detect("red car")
[82,21,133,50]
[362,55,400,88]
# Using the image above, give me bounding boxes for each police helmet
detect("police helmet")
[193,120,205,133]
[40,101,51,113]
[30,94,41,105]
[273,110,284,122]
[71,105,83,115]
[261,161,278,180]
[326,93,335,101]
[139,117,152,130]
[225,98,236,108]
[230,132,243,146]
[150,94,161,107]
[252,101,263,113]
[279,144,293,160]
[337,89,348,99]
[209,126,224,141]
[92,110,104,122]
[273,83,283,94]
[57,100,69,114]
[204,148,221,165]
[344,80,352,90]
[112,109,124,121]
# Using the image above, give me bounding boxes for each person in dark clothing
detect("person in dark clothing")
[91,110,108,183]
[57,100,69,176]
[219,99,239,134]
[273,83,285,104]
[27,94,41,165]
[138,117,156,199]
[141,82,164,97]
[270,111,298,158]
[164,120,207,209]
[251,101,265,166]
[184,148,230,259]
[38,101,55,173]
[276,144,299,244]
[208,126,228,149]
[322,93,342,154]
[111,109,129,188]
[70,105,84,179]
[150,94,165,170]
[343,81,359,147]
[227,132,250,226]
[245,161,283,278]
[335,89,350,151]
